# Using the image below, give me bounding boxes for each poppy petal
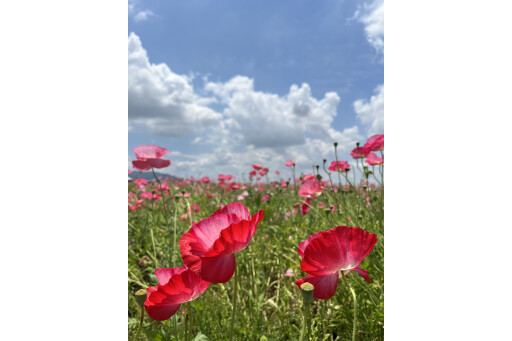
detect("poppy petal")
[345,266,371,283]
[298,231,323,258]
[134,145,170,159]
[155,266,187,285]
[144,269,210,321]
[301,226,377,275]
[132,160,151,171]
[146,158,171,168]
[199,253,236,283]
[145,302,181,321]
[218,202,252,221]
[204,210,264,257]
[295,273,339,300]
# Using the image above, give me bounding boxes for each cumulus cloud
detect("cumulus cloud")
[129,34,364,179]
[354,85,384,137]
[128,33,222,137]
[356,0,384,54]
[205,77,341,148]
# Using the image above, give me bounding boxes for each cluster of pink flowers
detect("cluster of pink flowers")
[130,142,380,321]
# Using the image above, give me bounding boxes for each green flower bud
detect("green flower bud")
[134,288,147,307]
[300,282,314,305]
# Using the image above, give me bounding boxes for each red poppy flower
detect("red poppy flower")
[301,198,311,215]
[252,164,263,170]
[218,174,234,182]
[302,174,316,182]
[132,145,171,171]
[199,176,210,184]
[144,266,210,321]
[294,226,377,300]
[328,161,351,172]
[350,145,370,159]
[179,203,264,283]
[259,168,269,176]
[365,153,383,166]
[284,160,295,167]
[364,134,384,152]
[298,180,323,199]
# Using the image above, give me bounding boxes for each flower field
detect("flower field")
[128,137,384,340]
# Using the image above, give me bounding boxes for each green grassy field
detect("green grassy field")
[128,177,383,340]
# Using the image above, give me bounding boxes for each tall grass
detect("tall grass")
[128,178,384,340]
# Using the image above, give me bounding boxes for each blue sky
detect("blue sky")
[128,0,383,180]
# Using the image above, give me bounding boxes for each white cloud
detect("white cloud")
[134,10,154,22]
[354,84,384,137]
[129,1,154,23]
[129,34,364,179]
[128,33,222,137]
[356,0,384,54]
[205,77,342,148]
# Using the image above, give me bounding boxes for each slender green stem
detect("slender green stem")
[150,228,159,268]
[152,167,170,226]
[229,268,239,340]
[184,303,190,341]
[292,164,297,195]
[172,207,178,265]
[135,305,144,341]
[299,302,310,341]
[379,151,384,187]
[341,273,358,341]
[334,143,343,193]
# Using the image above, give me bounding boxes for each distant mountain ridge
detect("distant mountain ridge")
[129,171,183,181]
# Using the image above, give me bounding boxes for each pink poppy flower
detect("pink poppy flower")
[134,178,148,189]
[236,191,249,201]
[249,170,257,178]
[364,134,384,152]
[252,164,263,170]
[302,174,316,182]
[301,198,311,215]
[144,266,210,321]
[200,177,210,184]
[280,179,287,188]
[284,269,295,277]
[294,226,377,300]
[179,203,264,283]
[328,161,350,172]
[350,145,370,159]
[298,180,323,199]
[218,174,234,182]
[275,170,280,175]
[365,153,383,166]
[132,145,171,171]
[262,194,270,203]
[141,192,153,199]
[259,168,269,176]
[284,160,295,167]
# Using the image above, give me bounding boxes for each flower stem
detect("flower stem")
[135,305,144,341]
[184,303,190,341]
[229,268,239,340]
[341,273,358,341]
[299,302,311,341]
[151,167,170,226]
